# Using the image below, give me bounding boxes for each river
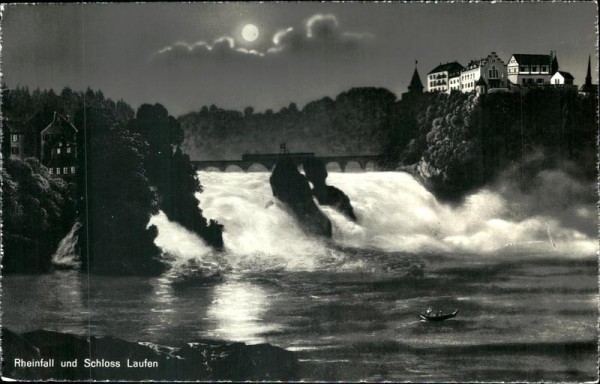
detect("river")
[3,171,597,381]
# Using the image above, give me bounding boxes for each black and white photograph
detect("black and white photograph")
[0,2,598,381]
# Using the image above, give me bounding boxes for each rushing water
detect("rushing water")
[3,171,598,381]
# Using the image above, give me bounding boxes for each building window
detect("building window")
[542,66,548,72]
[49,168,54,175]
[489,66,499,79]
[531,65,538,72]
[11,147,19,155]
[536,78,544,84]
[56,168,61,175]
[12,134,19,142]
[520,66,527,72]
[71,166,76,174]
[57,148,61,154]
[67,147,72,154]
[63,167,69,174]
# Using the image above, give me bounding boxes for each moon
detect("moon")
[241,24,259,42]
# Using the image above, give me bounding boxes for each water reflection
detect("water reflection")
[3,270,86,335]
[207,279,278,344]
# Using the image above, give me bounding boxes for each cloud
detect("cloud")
[154,36,263,61]
[154,13,373,61]
[306,14,339,39]
[268,13,374,55]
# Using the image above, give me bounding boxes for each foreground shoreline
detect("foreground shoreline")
[1,328,299,381]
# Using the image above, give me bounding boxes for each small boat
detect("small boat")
[419,309,459,322]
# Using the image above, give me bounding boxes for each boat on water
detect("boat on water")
[419,309,459,322]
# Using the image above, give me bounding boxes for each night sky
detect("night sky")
[1,3,597,116]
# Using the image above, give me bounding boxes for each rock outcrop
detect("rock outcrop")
[1,328,299,381]
[303,158,357,221]
[269,157,332,237]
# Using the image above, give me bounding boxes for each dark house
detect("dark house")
[6,118,34,160]
[40,112,78,180]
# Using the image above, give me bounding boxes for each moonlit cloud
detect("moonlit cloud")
[273,27,294,45]
[154,13,374,61]
[306,14,339,38]
[154,35,261,60]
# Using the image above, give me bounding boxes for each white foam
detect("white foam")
[149,171,597,273]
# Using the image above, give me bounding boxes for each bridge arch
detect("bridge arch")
[325,162,342,172]
[344,161,365,172]
[225,164,244,172]
[365,161,376,171]
[199,166,221,172]
[247,163,269,172]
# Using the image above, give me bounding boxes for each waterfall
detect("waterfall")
[52,221,82,269]
[149,171,596,274]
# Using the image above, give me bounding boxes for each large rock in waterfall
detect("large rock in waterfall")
[1,328,299,381]
[269,157,332,237]
[303,158,357,221]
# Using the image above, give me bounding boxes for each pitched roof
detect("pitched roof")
[511,54,552,66]
[585,55,592,84]
[476,77,488,86]
[428,61,464,75]
[408,68,424,91]
[553,71,574,80]
[41,112,78,135]
[5,119,26,134]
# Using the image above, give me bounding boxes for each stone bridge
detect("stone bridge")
[191,153,385,172]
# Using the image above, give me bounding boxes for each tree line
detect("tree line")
[181,86,597,200]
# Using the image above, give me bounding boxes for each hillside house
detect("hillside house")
[40,112,78,180]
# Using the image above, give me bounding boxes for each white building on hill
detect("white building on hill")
[427,61,465,93]
[507,52,558,86]
[461,52,508,92]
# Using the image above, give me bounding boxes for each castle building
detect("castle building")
[402,61,424,100]
[448,72,461,92]
[579,55,597,95]
[40,112,78,179]
[551,71,574,86]
[461,52,508,92]
[427,61,465,93]
[507,52,558,86]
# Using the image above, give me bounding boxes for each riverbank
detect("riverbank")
[1,328,298,381]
